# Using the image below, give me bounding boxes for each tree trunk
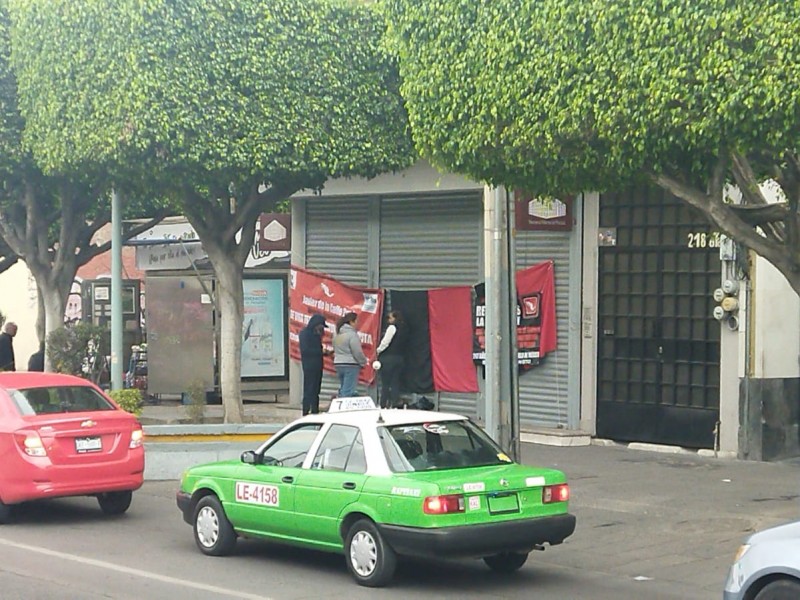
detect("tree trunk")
[212,256,245,424]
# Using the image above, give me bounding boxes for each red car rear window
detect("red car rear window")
[9,386,116,416]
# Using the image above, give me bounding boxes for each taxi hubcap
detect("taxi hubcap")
[350,531,377,576]
[196,506,220,547]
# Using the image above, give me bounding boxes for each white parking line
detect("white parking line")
[0,537,273,600]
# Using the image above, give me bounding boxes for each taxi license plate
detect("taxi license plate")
[488,492,519,515]
[75,436,102,453]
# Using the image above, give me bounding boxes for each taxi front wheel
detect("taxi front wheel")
[483,551,529,573]
[345,519,397,587]
[193,495,237,556]
[755,579,800,600]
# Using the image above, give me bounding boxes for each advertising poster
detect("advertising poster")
[473,261,557,370]
[241,278,287,378]
[289,266,384,384]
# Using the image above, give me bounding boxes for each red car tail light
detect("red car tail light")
[542,483,570,504]
[15,431,47,457]
[423,494,465,514]
[129,428,144,449]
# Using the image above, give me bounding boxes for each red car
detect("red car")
[0,372,145,523]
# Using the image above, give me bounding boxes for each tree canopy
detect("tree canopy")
[11,0,414,419]
[386,0,800,294]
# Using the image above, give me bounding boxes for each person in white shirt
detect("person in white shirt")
[376,311,408,408]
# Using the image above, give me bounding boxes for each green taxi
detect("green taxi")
[176,398,576,587]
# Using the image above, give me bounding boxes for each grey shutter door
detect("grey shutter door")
[516,231,574,427]
[379,193,483,417]
[305,198,371,399]
[379,193,482,288]
[306,198,370,286]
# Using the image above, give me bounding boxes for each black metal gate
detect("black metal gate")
[596,186,720,448]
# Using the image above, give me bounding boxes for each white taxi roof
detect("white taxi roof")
[298,407,467,428]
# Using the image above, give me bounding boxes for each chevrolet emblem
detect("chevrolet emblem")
[80,420,96,428]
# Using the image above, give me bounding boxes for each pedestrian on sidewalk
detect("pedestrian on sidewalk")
[0,321,17,371]
[376,310,408,408]
[333,312,367,398]
[28,341,45,372]
[299,314,330,416]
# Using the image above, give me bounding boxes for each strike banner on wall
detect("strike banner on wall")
[289,266,384,384]
[473,260,558,368]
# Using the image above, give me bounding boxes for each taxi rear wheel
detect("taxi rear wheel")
[193,495,236,556]
[754,579,800,600]
[483,551,529,573]
[97,491,133,515]
[345,518,396,587]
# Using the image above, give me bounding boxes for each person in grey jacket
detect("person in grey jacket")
[333,312,367,397]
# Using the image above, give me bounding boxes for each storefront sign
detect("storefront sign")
[515,192,573,231]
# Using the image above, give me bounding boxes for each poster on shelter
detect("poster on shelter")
[241,278,287,378]
[289,266,384,384]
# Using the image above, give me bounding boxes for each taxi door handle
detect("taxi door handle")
[342,482,356,490]
[282,476,294,484]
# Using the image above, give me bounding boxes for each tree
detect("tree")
[385,0,800,296]
[0,4,165,354]
[11,0,414,421]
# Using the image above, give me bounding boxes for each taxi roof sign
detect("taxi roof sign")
[328,396,377,413]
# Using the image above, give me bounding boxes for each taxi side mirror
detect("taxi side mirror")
[241,450,258,464]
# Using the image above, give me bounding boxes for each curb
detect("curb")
[143,423,283,444]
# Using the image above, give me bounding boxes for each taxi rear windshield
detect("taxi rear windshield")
[380,420,510,472]
[10,386,116,416]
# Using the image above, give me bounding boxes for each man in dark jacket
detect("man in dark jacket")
[299,314,328,415]
[0,321,17,371]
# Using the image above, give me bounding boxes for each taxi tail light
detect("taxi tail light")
[15,430,47,457]
[129,427,144,449]
[542,483,570,504]
[423,494,465,514]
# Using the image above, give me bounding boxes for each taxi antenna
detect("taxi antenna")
[376,411,385,424]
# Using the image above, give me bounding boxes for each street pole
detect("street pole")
[110,188,123,390]
[484,185,519,459]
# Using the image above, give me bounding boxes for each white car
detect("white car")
[723,520,800,600]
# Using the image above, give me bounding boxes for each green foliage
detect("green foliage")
[184,379,206,424]
[108,388,143,417]
[46,322,108,383]
[10,0,416,190]
[385,0,800,194]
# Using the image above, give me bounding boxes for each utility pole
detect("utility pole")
[110,189,123,390]
[483,185,520,459]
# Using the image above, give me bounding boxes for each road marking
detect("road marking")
[0,537,272,600]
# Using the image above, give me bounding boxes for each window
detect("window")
[380,420,509,472]
[262,424,322,468]
[10,386,116,416]
[311,425,366,474]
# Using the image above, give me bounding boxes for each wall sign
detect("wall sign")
[515,192,573,231]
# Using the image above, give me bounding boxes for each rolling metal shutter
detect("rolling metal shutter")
[516,230,574,428]
[379,193,483,417]
[379,193,482,288]
[306,198,370,286]
[305,197,371,399]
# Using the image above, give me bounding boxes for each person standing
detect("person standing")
[376,310,408,408]
[333,312,367,398]
[0,321,18,371]
[299,314,329,416]
[28,342,45,372]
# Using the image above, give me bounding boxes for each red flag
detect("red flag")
[428,287,479,393]
[516,261,557,356]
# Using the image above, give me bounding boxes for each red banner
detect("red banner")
[289,266,384,384]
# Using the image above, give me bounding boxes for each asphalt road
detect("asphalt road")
[1,443,798,599]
